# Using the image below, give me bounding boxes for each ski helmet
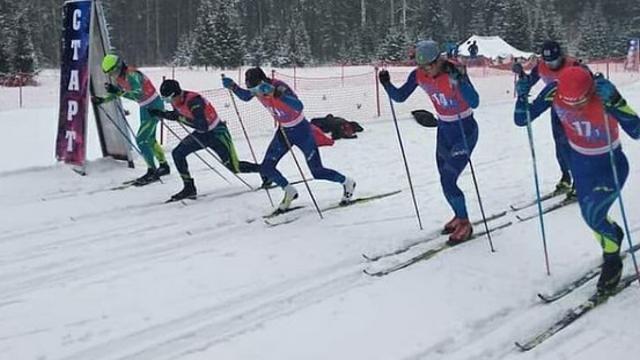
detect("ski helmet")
[245,67,268,88]
[557,67,594,107]
[415,40,440,66]
[160,79,182,99]
[101,54,122,74]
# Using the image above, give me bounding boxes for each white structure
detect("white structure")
[458,35,534,59]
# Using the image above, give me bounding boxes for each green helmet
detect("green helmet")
[101,54,121,74]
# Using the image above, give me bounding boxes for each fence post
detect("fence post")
[374,66,381,117]
[606,60,610,79]
[171,66,175,79]
[293,65,297,90]
[341,63,344,88]
[19,79,23,108]
[238,66,242,84]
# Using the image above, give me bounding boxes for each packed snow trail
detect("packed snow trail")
[1,74,640,360]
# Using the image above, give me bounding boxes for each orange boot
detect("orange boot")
[442,217,461,235]
[447,219,473,245]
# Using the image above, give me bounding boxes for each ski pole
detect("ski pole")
[276,124,323,219]
[161,120,233,185]
[223,74,274,206]
[173,121,253,189]
[95,104,142,156]
[514,69,551,275]
[386,95,423,230]
[262,91,322,217]
[451,94,495,253]
[601,109,640,285]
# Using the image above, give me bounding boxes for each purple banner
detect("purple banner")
[56,0,93,165]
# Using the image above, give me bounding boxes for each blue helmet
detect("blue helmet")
[415,40,440,66]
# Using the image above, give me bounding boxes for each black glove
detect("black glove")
[104,82,123,95]
[511,62,524,76]
[92,96,105,105]
[378,70,390,85]
[149,109,180,121]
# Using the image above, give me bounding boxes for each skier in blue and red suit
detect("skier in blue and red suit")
[514,66,640,294]
[379,40,480,244]
[514,40,584,197]
[222,67,356,211]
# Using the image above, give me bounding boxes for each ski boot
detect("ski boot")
[442,217,461,235]
[596,253,623,296]
[554,174,572,195]
[133,168,160,186]
[340,177,356,205]
[446,219,473,245]
[277,184,299,211]
[169,178,197,201]
[260,175,274,190]
[155,162,171,177]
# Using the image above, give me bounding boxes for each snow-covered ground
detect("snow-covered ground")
[1,67,640,360]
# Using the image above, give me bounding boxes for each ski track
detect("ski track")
[59,261,364,360]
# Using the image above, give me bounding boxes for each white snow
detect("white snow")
[457,35,534,59]
[1,66,640,360]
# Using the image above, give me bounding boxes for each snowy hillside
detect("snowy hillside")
[1,68,640,360]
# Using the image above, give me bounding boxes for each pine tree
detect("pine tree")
[467,0,487,36]
[576,3,609,59]
[262,23,283,65]
[193,0,217,68]
[282,6,312,67]
[502,0,530,51]
[409,0,446,43]
[210,0,244,68]
[245,35,267,66]
[530,13,547,52]
[377,26,409,62]
[172,32,196,67]
[0,2,11,75]
[341,30,368,64]
[10,5,38,75]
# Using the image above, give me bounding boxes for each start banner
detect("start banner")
[56,0,93,166]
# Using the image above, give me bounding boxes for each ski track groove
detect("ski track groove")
[0,210,265,301]
[59,260,365,360]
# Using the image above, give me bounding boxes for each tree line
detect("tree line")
[1,0,639,75]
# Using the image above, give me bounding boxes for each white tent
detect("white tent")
[457,35,534,59]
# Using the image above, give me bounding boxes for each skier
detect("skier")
[151,79,261,201]
[93,54,170,185]
[513,40,583,197]
[378,40,480,243]
[514,66,640,294]
[222,67,356,211]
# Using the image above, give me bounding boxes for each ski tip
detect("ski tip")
[362,269,376,277]
[514,341,531,352]
[362,253,380,262]
[536,293,551,303]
